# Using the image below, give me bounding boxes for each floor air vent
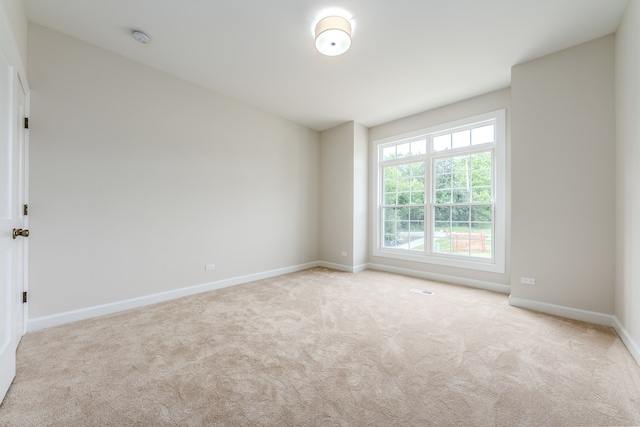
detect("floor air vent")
[410,288,433,296]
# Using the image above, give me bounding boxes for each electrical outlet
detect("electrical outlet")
[205,264,216,271]
[340,251,347,257]
[521,277,536,285]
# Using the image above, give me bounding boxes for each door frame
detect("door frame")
[18,72,28,335]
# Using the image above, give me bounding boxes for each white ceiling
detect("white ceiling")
[24,0,628,131]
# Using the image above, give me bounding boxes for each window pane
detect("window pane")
[434,206,450,221]
[410,221,424,232]
[384,177,397,194]
[397,176,411,192]
[433,225,450,254]
[383,166,397,192]
[411,162,425,177]
[436,190,452,204]
[471,152,492,170]
[385,193,396,205]
[471,125,494,145]
[410,207,425,221]
[397,207,410,220]
[411,170,424,199]
[452,130,470,149]
[452,155,470,175]
[410,177,424,192]
[398,174,411,191]
[398,164,411,178]
[451,236,469,255]
[385,220,395,233]
[410,238,424,251]
[397,192,411,205]
[409,221,424,232]
[434,222,450,232]
[452,222,470,232]
[384,235,396,248]
[471,229,492,258]
[409,220,425,251]
[410,191,425,204]
[471,187,491,202]
[397,143,410,158]
[398,221,409,232]
[434,158,452,174]
[384,207,396,221]
[411,140,427,155]
[451,223,471,255]
[452,189,469,203]
[433,134,451,152]
[453,172,470,188]
[471,205,492,222]
[452,206,470,222]
[471,169,491,187]
[383,146,396,160]
[451,157,470,190]
[435,173,451,190]
[469,229,490,257]
[384,220,397,248]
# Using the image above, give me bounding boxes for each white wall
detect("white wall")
[0,0,26,71]
[615,1,640,352]
[368,89,511,287]
[353,122,369,267]
[319,121,368,270]
[27,23,320,319]
[511,35,615,314]
[319,122,355,267]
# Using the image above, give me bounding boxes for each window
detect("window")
[373,110,505,273]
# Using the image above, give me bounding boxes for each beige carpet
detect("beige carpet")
[1,268,639,426]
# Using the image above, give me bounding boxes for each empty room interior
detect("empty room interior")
[1,0,640,425]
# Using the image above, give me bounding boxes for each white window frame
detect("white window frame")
[372,109,505,273]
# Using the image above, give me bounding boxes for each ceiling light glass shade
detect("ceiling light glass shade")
[315,16,352,56]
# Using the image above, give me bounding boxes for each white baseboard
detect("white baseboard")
[317,261,368,273]
[508,296,614,327]
[27,261,320,332]
[366,263,511,294]
[353,263,368,273]
[612,316,640,366]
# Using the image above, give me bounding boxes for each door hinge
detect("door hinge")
[24,204,28,216]
[23,292,27,303]
[24,117,29,129]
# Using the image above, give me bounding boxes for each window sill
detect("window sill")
[373,248,505,274]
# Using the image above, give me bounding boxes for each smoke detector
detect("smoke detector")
[132,30,151,44]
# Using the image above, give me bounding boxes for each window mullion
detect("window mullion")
[424,155,431,255]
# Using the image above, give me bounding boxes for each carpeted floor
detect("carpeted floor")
[1,268,639,426]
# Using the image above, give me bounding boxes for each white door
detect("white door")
[0,51,28,404]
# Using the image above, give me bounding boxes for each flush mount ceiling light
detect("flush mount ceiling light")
[315,16,351,56]
[132,30,151,44]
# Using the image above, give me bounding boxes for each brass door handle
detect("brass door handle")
[12,228,29,239]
